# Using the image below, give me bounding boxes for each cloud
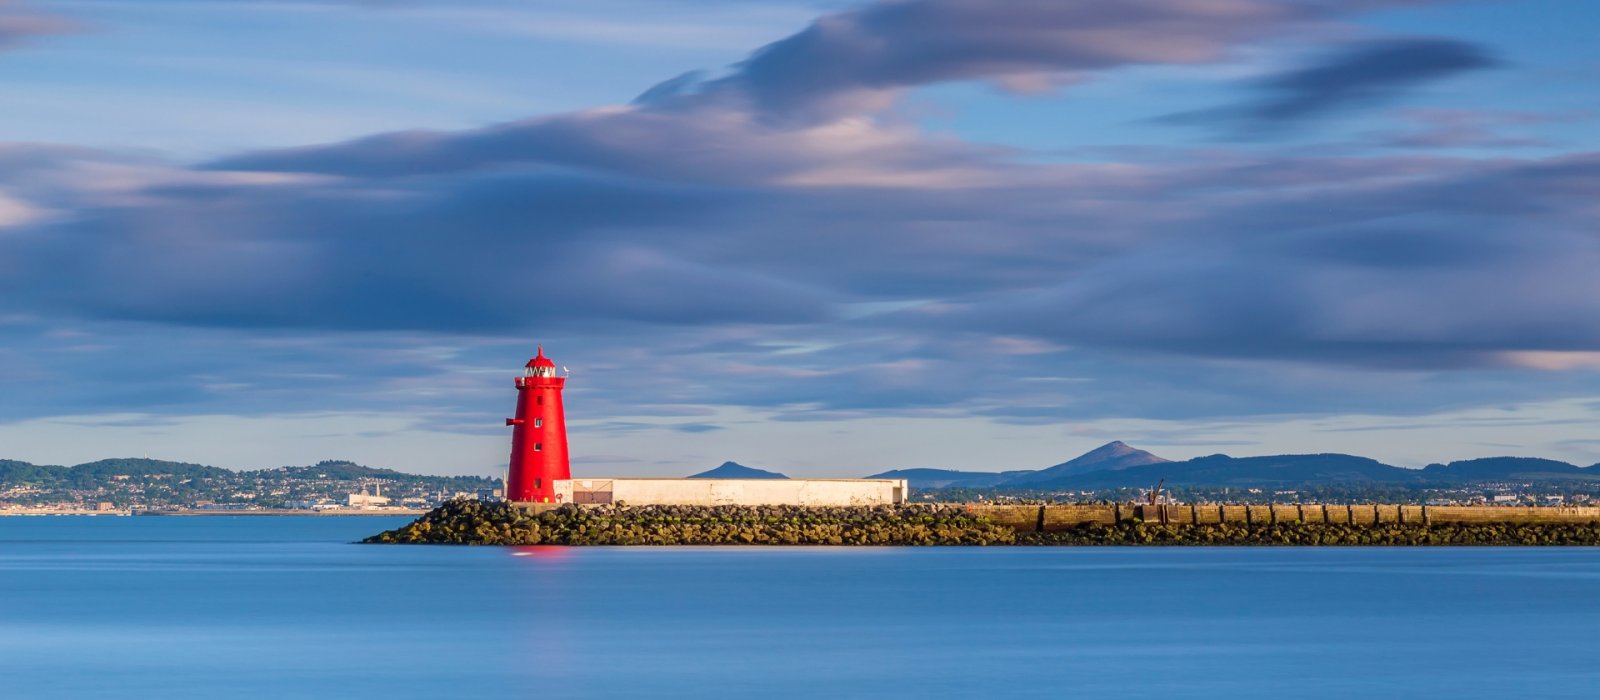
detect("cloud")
[1163,37,1498,133]
[12,121,1600,393]
[379,1,817,51]
[0,1,73,50]
[0,190,44,227]
[705,0,1457,123]
[207,104,1011,188]
[1,167,831,333]
[210,0,1443,180]
[933,153,1600,369]
[1253,38,1497,120]
[1499,352,1600,372]
[1364,108,1592,150]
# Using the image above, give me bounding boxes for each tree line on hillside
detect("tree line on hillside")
[0,457,497,509]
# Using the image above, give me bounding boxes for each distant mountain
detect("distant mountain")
[1059,453,1419,489]
[889,450,1600,492]
[865,468,1034,489]
[870,441,1171,489]
[1420,457,1600,483]
[867,442,1167,489]
[689,462,788,479]
[1002,441,1169,487]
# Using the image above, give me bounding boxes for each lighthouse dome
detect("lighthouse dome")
[528,345,560,372]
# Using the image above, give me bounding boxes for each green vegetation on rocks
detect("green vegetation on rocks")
[363,499,1017,545]
[1017,521,1600,546]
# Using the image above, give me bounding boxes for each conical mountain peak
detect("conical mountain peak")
[688,462,789,479]
[1001,441,1169,486]
[1080,441,1137,457]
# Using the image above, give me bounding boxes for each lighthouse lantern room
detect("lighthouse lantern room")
[505,346,570,502]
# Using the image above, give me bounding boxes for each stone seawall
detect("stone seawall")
[364,501,1016,545]
[969,504,1600,532]
[365,500,1600,546]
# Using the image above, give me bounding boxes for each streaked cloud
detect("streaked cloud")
[1367,108,1561,150]
[705,0,1446,122]
[0,1,72,49]
[1500,352,1600,372]
[1161,37,1499,134]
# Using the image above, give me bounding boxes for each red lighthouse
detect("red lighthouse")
[505,346,570,502]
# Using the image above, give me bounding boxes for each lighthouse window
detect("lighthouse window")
[534,418,543,428]
[535,443,543,451]
[537,396,543,405]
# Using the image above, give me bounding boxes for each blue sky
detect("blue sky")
[2,0,1599,476]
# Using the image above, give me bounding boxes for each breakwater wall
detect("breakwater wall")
[370,501,1600,546]
[365,501,1015,545]
[968,504,1600,532]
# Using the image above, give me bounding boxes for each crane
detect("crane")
[1144,478,1171,524]
[1146,478,1166,506]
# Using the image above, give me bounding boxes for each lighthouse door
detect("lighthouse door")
[573,480,614,504]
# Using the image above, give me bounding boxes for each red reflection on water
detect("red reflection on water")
[510,545,571,561]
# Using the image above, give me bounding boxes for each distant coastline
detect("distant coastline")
[0,508,427,517]
[0,457,496,514]
[12,440,1600,516]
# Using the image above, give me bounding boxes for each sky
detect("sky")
[2,0,1599,476]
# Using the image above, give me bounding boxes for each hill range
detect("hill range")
[864,441,1600,491]
[9,445,1600,505]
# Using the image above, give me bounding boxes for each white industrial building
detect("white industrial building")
[346,484,390,509]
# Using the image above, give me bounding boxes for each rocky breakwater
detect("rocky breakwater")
[363,500,1600,546]
[363,499,1017,545]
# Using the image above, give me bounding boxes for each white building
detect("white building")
[550,478,909,507]
[346,483,390,509]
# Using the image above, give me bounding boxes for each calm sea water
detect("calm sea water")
[2,516,1599,699]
